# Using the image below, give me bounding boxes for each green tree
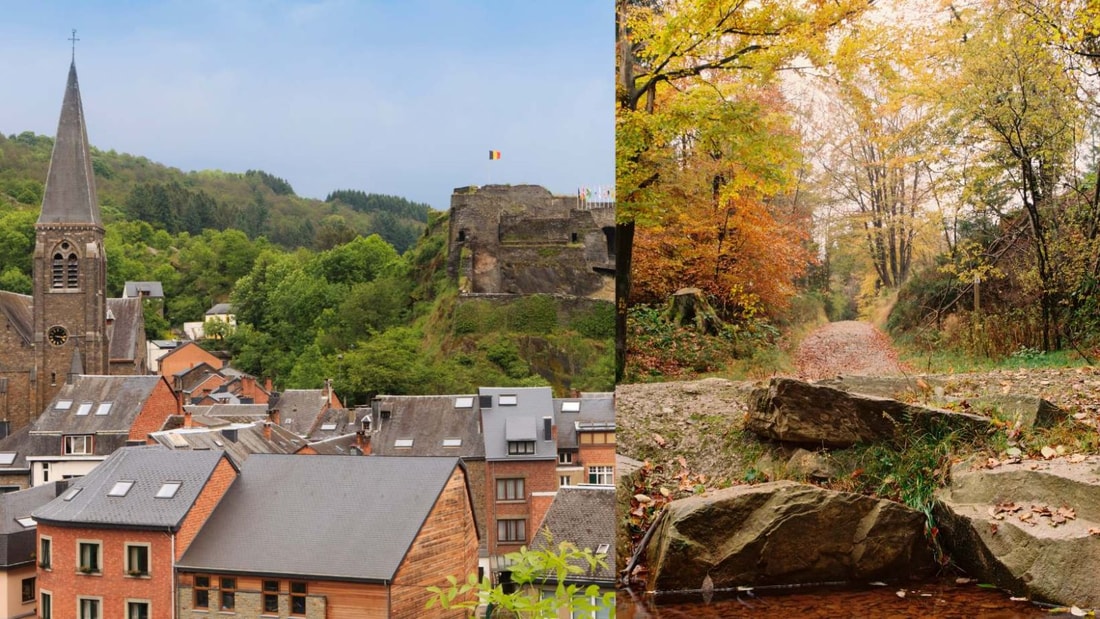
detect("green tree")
[426,542,614,618]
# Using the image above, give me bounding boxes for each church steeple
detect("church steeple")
[38,61,101,226]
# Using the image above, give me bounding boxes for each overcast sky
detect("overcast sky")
[0,1,613,210]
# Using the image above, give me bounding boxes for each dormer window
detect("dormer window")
[507,441,535,455]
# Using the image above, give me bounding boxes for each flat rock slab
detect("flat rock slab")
[815,376,1065,429]
[935,457,1100,607]
[646,480,933,592]
[747,378,991,448]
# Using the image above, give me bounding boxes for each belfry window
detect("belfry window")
[51,242,79,289]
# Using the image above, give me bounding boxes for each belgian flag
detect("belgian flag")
[489,150,501,160]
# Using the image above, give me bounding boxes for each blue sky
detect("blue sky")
[0,1,613,210]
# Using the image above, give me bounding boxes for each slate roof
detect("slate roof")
[32,446,232,530]
[554,393,615,450]
[479,387,556,461]
[107,297,143,361]
[271,389,331,436]
[0,425,33,473]
[0,291,32,345]
[177,455,467,581]
[530,486,616,583]
[38,62,100,226]
[370,395,484,458]
[150,422,307,468]
[304,406,369,442]
[0,482,67,567]
[32,375,167,435]
[205,303,232,316]
[123,281,164,298]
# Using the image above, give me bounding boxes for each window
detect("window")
[108,480,134,497]
[499,394,518,406]
[221,577,237,610]
[394,438,413,448]
[94,402,112,416]
[78,597,100,619]
[193,575,210,608]
[156,481,182,499]
[42,462,50,483]
[559,475,571,487]
[127,601,150,619]
[580,431,615,444]
[40,592,51,619]
[55,400,72,410]
[442,438,462,447]
[507,441,535,455]
[561,401,581,412]
[455,396,474,408]
[64,435,93,455]
[558,451,574,464]
[66,254,79,288]
[126,544,149,576]
[39,536,51,569]
[291,582,307,615]
[78,541,101,573]
[497,518,526,543]
[52,253,64,288]
[587,466,613,485]
[75,403,93,416]
[263,580,279,613]
[0,452,16,465]
[16,516,35,528]
[21,576,34,603]
[496,478,525,501]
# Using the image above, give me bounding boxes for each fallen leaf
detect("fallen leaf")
[896,590,906,598]
[956,577,975,584]
[653,434,667,447]
[1071,606,1087,617]
[1041,446,1057,459]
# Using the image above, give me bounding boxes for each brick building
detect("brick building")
[0,61,145,434]
[478,387,560,569]
[0,483,65,619]
[553,393,615,488]
[175,454,478,619]
[32,446,239,619]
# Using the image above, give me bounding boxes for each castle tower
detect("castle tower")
[32,61,109,411]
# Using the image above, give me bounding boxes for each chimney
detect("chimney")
[323,378,332,408]
[267,408,280,427]
[183,409,193,429]
[263,421,272,441]
[356,430,371,455]
[264,377,273,393]
[543,417,553,441]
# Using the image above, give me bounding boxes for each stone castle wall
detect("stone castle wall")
[447,185,614,298]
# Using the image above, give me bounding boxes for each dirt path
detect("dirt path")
[795,320,904,380]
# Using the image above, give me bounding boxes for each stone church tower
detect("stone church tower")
[0,61,145,434]
[32,61,110,409]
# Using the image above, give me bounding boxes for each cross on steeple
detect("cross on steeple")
[68,29,79,61]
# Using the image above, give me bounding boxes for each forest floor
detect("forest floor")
[617,320,1100,485]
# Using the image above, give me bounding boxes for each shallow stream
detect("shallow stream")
[618,579,1078,618]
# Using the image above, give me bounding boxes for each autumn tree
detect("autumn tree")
[938,6,1084,350]
[615,0,872,378]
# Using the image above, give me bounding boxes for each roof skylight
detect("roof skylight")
[561,401,581,412]
[108,480,134,497]
[455,396,474,409]
[394,439,414,448]
[15,517,35,528]
[55,400,72,410]
[0,453,16,466]
[155,482,182,499]
[596,543,610,554]
[320,423,337,431]
[442,438,462,447]
[61,487,82,501]
[75,403,93,416]
[499,395,518,406]
[95,402,112,416]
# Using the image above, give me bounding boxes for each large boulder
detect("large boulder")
[935,457,1100,606]
[646,481,933,591]
[746,378,991,448]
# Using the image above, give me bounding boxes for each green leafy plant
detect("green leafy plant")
[426,541,615,618]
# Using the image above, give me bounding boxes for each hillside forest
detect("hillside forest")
[0,132,614,403]
[617,0,1100,379]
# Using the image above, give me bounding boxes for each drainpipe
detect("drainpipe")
[171,531,177,619]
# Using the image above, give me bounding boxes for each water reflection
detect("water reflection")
[618,579,1075,618]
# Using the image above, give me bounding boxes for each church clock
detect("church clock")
[47,326,68,346]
